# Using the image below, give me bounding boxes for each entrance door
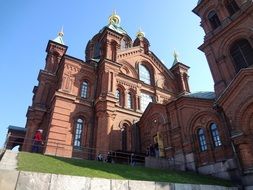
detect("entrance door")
[153,132,165,157]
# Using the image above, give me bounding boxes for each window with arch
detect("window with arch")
[116,89,123,106]
[208,10,221,30]
[127,92,133,109]
[116,89,120,101]
[230,39,253,72]
[198,128,207,152]
[74,118,84,148]
[225,0,239,16]
[80,81,88,98]
[210,123,222,147]
[93,42,101,59]
[121,39,126,50]
[139,64,151,85]
[140,93,153,112]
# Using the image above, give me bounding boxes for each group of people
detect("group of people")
[96,152,114,163]
[146,143,159,158]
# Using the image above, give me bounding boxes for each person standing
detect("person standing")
[32,129,43,153]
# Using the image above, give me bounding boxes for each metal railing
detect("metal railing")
[5,134,146,165]
[5,134,240,174]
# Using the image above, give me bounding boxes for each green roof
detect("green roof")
[184,91,215,100]
[100,23,127,35]
[197,0,203,5]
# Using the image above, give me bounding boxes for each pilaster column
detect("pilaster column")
[95,111,115,156]
[22,119,41,152]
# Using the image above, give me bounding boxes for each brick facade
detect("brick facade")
[21,13,181,160]
[140,0,253,185]
[6,0,253,186]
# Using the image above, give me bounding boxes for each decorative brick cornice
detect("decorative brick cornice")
[117,48,141,59]
[116,79,137,90]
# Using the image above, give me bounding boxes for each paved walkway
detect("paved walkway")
[0,150,18,170]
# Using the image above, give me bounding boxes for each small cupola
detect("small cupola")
[170,51,190,93]
[53,27,65,45]
[133,28,150,54]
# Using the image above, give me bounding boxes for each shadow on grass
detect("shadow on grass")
[18,152,234,187]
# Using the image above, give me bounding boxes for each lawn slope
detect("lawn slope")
[18,152,232,186]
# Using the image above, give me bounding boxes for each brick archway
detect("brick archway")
[119,120,132,151]
[187,111,225,166]
[235,101,253,170]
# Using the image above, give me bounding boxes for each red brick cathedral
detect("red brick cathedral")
[6,0,253,186]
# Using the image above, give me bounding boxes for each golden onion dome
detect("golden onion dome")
[108,10,121,25]
[136,28,145,39]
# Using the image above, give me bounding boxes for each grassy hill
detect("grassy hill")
[18,152,233,186]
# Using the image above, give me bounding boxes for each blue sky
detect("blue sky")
[0,0,213,147]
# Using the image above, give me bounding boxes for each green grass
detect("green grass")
[18,152,233,186]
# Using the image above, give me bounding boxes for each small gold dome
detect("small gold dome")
[136,28,145,39]
[108,11,121,25]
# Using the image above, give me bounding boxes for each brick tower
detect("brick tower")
[193,0,253,185]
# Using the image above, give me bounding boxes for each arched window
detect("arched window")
[116,89,120,101]
[208,10,221,30]
[139,64,151,85]
[210,123,222,147]
[127,92,133,109]
[116,89,123,106]
[140,93,153,112]
[121,39,126,50]
[225,0,239,16]
[111,41,117,62]
[198,128,207,152]
[74,118,84,148]
[230,39,253,72]
[93,43,101,59]
[80,81,88,98]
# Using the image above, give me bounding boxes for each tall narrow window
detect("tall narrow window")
[225,0,239,16]
[139,64,151,85]
[230,39,253,72]
[140,93,153,112]
[127,93,133,109]
[208,11,221,30]
[116,89,123,106]
[93,43,101,59]
[121,39,126,50]
[116,89,120,101]
[111,41,117,62]
[210,123,222,147]
[80,81,88,98]
[198,128,207,152]
[74,118,84,148]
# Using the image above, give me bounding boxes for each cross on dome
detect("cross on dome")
[172,50,180,66]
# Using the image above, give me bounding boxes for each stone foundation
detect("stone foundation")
[0,170,238,190]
